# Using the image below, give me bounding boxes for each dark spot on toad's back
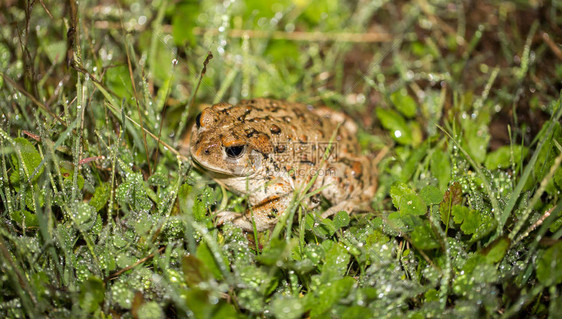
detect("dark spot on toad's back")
[270,124,281,134]
[245,128,257,137]
[275,145,286,153]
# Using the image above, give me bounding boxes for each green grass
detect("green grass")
[1,0,562,317]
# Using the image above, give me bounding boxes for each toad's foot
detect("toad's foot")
[216,211,255,231]
[216,210,279,232]
[320,201,356,219]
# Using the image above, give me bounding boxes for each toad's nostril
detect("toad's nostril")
[204,147,210,155]
[195,112,202,128]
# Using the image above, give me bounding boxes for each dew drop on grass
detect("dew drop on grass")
[257,17,267,27]
[285,23,295,32]
[406,70,414,80]
[210,296,219,305]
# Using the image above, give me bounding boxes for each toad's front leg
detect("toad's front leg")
[216,194,293,231]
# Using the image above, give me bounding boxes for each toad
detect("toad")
[186,98,376,231]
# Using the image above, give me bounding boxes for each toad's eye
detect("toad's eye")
[225,145,246,158]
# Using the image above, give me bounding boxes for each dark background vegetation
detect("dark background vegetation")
[0,0,561,317]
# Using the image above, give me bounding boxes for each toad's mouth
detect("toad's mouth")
[190,155,228,175]
[189,155,247,177]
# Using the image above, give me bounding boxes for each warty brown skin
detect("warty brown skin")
[186,98,376,231]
